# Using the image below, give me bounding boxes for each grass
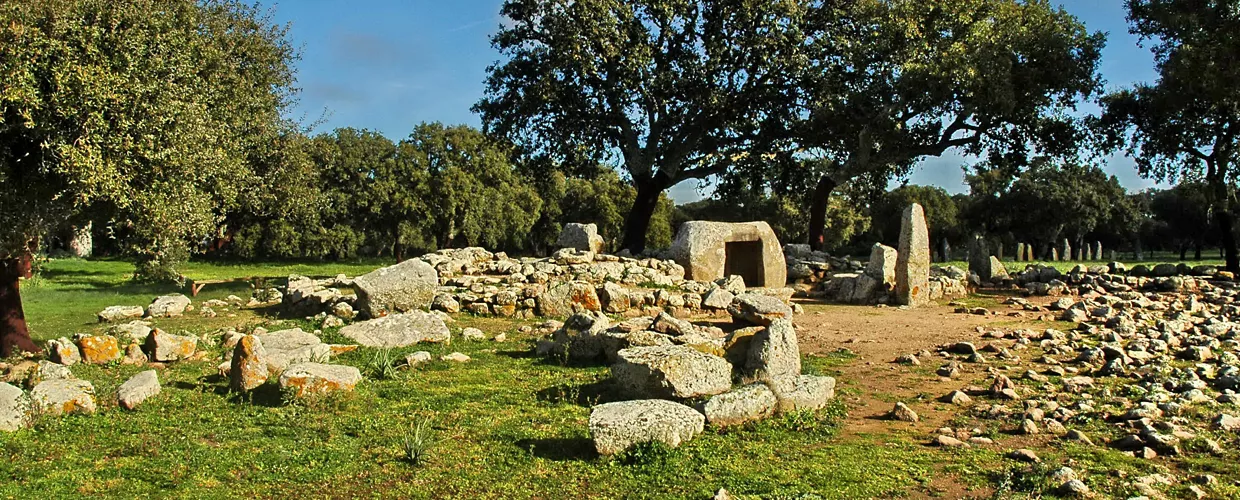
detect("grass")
[941,253,1226,275]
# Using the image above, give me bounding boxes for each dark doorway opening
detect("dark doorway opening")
[723,240,765,287]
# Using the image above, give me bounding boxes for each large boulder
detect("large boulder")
[147,294,191,318]
[895,203,931,307]
[669,221,787,287]
[611,345,732,399]
[598,282,630,314]
[769,375,836,413]
[117,370,160,410]
[97,305,144,323]
[353,259,440,317]
[77,335,121,364]
[537,281,602,317]
[698,384,777,426]
[0,382,27,431]
[746,319,801,381]
[30,378,96,416]
[865,243,898,285]
[229,335,269,392]
[278,363,363,398]
[557,222,605,253]
[255,328,331,374]
[727,293,793,327]
[338,311,451,348]
[143,330,197,362]
[589,399,705,455]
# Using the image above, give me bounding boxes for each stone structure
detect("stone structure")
[353,258,440,317]
[1015,243,1026,262]
[556,223,605,253]
[669,221,786,287]
[895,204,930,307]
[1061,239,1072,262]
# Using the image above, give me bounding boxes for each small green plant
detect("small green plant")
[402,415,438,466]
[367,348,400,380]
[614,440,676,466]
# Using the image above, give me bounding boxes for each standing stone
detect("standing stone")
[1061,239,1072,262]
[1095,241,1103,261]
[117,370,160,410]
[1015,243,1026,262]
[865,243,897,285]
[996,242,1004,261]
[895,204,930,307]
[1050,248,1058,262]
[67,222,93,258]
[230,335,269,392]
[556,223,605,253]
[745,319,801,381]
[353,259,440,317]
[0,382,28,432]
[1025,243,1034,262]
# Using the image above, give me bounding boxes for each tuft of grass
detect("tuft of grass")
[366,348,401,380]
[402,414,439,467]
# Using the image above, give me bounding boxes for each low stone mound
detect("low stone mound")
[279,363,363,398]
[611,345,732,399]
[338,311,450,348]
[588,399,705,455]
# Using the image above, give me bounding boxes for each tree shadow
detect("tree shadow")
[514,437,597,462]
[535,379,623,407]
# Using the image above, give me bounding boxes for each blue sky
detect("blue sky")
[260,0,1163,202]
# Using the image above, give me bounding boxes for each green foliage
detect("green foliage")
[402,413,439,466]
[367,348,401,380]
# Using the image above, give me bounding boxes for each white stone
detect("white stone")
[117,370,160,410]
[589,399,705,455]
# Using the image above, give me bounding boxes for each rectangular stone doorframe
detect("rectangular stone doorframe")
[723,240,766,287]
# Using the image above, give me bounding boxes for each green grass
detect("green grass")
[942,255,1225,275]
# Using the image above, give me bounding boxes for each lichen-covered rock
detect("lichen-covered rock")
[255,328,331,374]
[147,294,191,318]
[117,370,160,410]
[895,204,930,307]
[0,382,27,431]
[77,335,121,364]
[745,319,801,381]
[598,282,630,313]
[545,311,615,360]
[143,330,197,362]
[354,259,440,317]
[35,360,73,382]
[537,281,602,317]
[230,335,269,392]
[769,375,836,413]
[702,288,735,310]
[589,399,705,455]
[611,345,732,399]
[46,337,81,366]
[109,321,153,343]
[698,384,776,426]
[97,305,144,323]
[278,363,362,398]
[727,293,793,326]
[338,311,451,348]
[31,378,96,416]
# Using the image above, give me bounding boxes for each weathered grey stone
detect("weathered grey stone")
[46,337,81,366]
[537,281,602,317]
[109,321,153,343]
[698,384,776,426]
[972,255,1010,283]
[895,204,930,307]
[339,311,451,348]
[589,399,705,455]
[669,221,786,287]
[545,311,614,360]
[727,293,793,326]
[441,352,471,362]
[702,288,735,310]
[890,401,919,422]
[557,223,605,253]
[431,294,461,314]
[31,378,96,416]
[230,335,269,392]
[143,330,197,362]
[354,259,440,317]
[278,363,363,398]
[769,374,836,413]
[405,351,432,366]
[255,328,332,374]
[461,327,485,341]
[147,294,191,318]
[1061,239,1072,262]
[746,319,800,381]
[598,282,630,313]
[0,382,27,431]
[612,345,732,399]
[97,305,144,323]
[865,243,898,285]
[117,370,160,410]
[36,360,72,381]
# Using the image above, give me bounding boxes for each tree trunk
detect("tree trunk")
[1195,244,1202,261]
[1,255,39,358]
[1180,245,1188,261]
[1219,209,1239,273]
[807,175,839,251]
[621,175,668,255]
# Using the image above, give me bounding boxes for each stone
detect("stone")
[698,384,777,426]
[611,345,732,399]
[30,378,96,416]
[35,360,72,381]
[121,344,146,365]
[1060,239,1072,262]
[77,335,121,364]
[537,281,602,317]
[890,402,919,422]
[1059,479,1090,497]
[557,222,605,253]
[441,352,471,362]
[895,204,930,307]
[1008,448,1040,463]
[745,319,800,381]
[353,258,440,317]
[405,351,432,366]
[1213,413,1240,432]
[768,375,836,413]
[109,321,153,343]
[0,382,27,432]
[431,294,461,314]
[461,327,485,341]
[338,311,451,348]
[278,363,363,398]
[97,305,144,323]
[598,282,631,313]
[331,302,356,320]
[702,288,735,310]
[941,390,972,405]
[255,328,332,374]
[230,335,269,392]
[143,330,197,362]
[589,399,705,455]
[117,370,160,410]
[147,294,191,318]
[934,435,968,447]
[865,243,898,285]
[727,293,793,326]
[46,337,81,366]
[669,221,787,287]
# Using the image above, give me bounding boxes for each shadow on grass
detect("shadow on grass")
[514,437,597,462]
[535,379,623,407]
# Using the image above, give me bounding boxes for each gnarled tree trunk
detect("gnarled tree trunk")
[807,175,838,252]
[621,173,670,255]
[1218,209,1239,273]
[1,254,39,358]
